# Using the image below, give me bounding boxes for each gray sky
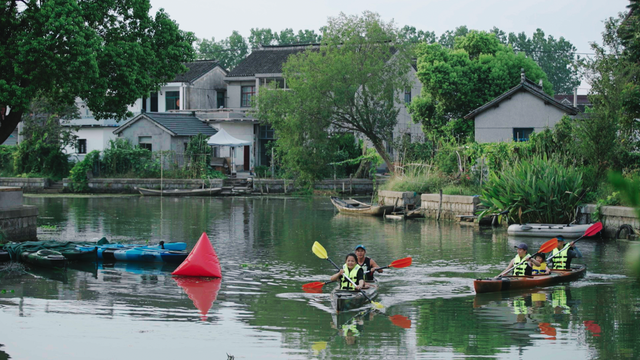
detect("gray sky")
[150,0,630,94]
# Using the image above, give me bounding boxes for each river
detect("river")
[0,195,638,359]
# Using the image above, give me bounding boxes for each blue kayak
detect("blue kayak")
[105,247,188,263]
[77,241,187,260]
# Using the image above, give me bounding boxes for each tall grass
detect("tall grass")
[380,162,448,194]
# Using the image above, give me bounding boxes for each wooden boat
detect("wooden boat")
[136,187,222,196]
[331,281,379,312]
[507,223,595,238]
[330,197,395,217]
[473,265,587,293]
[20,249,67,269]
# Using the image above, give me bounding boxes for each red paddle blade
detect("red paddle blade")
[539,238,558,253]
[303,287,323,294]
[302,281,325,289]
[389,257,412,269]
[389,315,412,329]
[585,222,603,237]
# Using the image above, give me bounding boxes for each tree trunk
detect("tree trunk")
[371,140,395,174]
[0,109,23,144]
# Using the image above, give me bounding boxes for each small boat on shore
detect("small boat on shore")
[330,197,395,217]
[331,281,379,312]
[507,223,596,238]
[473,265,587,293]
[20,249,67,269]
[136,187,222,196]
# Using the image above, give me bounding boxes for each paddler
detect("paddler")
[354,244,382,283]
[330,253,365,290]
[504,243,540,276]
[548,236,583,270]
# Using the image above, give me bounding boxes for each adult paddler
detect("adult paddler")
[503,243,540,276]
[549,235,583,270]
[354,244,382,284]
[330,253,365,290]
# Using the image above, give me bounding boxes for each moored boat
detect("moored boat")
[331,281,379,312]
[20,249,67,269]
[0,249,10,262]
[77,241,187,260]
[507,223,596,238]
[473,265,587,293]
[136,187,222,196]
[60,246,98,262]
[330,197,395,217]
[101,247,189,263]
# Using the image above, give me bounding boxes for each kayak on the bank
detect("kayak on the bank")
[331,281,379,312]
[474,265,587,293]
[20,249,67,269]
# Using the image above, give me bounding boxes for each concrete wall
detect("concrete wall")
[379,190,418,208]
[0,187,38,242]
[226,80,257,109]
[252,179,377,195]
[392,68,425,147]
[63,178,224,193]
[184,67,227,109]
[579,204,639,237]
[421,193,480,220]
[64,127,119,161]
[475,91,571,143]
[0,178,48,192]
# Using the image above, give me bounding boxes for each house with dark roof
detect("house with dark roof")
[554,94,591,113]
[63,60,226,160]
[223,44,423,167]
[113,112,217,155]
[464,71,579,143]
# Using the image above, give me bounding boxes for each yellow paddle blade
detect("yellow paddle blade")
[312,342,327,352]
[371,301,384,310]
[312,241,328,259]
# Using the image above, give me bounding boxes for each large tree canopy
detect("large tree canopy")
[409,30,551,140]
[256,11,412,178]
[0,0,195,144]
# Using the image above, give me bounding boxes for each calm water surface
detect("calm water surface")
[0,196,638,359]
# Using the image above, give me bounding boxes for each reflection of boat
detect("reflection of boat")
[330,197,395,217]
[331,281,378,312]
[474,265,587,293]
[174,277,222,320]
[136,187,222,196]
[99,262,178,275]
[507,223,594,238]
[20,249,67,269]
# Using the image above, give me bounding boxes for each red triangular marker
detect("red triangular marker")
[174,277,222,321]
[172,233,222,277]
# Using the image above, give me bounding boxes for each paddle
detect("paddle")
[311,241,384,310]
[495,238,559,278]
[546,222,603,265]
[302,280,335,290]
[365,257,412,274]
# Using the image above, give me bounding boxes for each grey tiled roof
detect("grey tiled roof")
[227,45,318,77]
[114,113,218,137]
[173,60,224,83]
[464,78,579,119]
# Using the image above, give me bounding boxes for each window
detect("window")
[139,136,152,151]
[166,91,180,110]
[259,125,275,139]
[404,88,412,104]
[216,91,225,108]
[241,86,255,107]
[264,78,285,89]
[77,139,87,154]
[513,128,534,142]
[150,92,158,112]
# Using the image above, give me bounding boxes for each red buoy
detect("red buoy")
[172,232,222,277]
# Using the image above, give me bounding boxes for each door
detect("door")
[243,145,250,171]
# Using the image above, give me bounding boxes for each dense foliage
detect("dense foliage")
[0,0,195,144]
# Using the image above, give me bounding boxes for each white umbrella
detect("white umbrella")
[207,128,253,174]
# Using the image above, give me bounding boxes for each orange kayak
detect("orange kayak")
[474,265,587,293]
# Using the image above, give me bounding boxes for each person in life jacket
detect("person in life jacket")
[504,243,540,276]
[530,253,550,275]
[549,236,583,270]
[354,244,382,284]
[330,253,365,290]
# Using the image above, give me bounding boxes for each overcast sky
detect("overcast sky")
[150,0,631,94]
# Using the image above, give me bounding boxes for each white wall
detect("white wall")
[64,127,118,161]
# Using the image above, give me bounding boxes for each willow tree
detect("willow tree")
[256,12,412,177]
[0,0,195,144]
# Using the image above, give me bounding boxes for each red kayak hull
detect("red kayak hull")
[474,265,587,293]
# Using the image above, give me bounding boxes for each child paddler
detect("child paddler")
[330,253,365,290]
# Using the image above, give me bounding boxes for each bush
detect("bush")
[0,146,16,175]
[69,151,100,192]
[479,155,584,224]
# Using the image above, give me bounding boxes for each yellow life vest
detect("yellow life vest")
[532,262,547,275]
[341,264,361,290]
[552,247,569,269]
[512,254,529,276]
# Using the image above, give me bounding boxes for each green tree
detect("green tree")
[507,29,580,94]
[257,12,412,177]
[196,31,249,70]
[438,26,469,48]
[248,28,278,48]
[0,0,195,144]
[400,26,436,44]
[410,30,551,140]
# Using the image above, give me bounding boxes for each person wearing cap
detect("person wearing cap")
[504,243,540,276]
[354,244,382,283]
[549,236,583,270]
